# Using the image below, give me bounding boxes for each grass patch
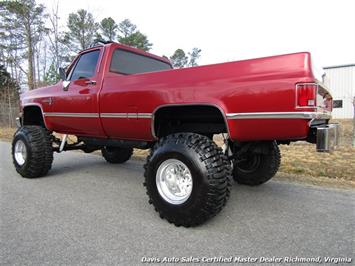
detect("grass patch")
[278,119,354,181]
[0,127,15,141]
[279,143,354,181]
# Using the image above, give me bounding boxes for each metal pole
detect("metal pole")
[59,134,68,152]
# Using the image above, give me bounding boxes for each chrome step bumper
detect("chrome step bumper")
[316,123,340,152]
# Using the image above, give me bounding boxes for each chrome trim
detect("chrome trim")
[138,113,153,119]
[44,112,99,118]
[127,113,137,119]
[226,112,331,120]
[44,112,153,119]
[100,113,152,119]
[100,113,127,118]
[85,80,96,85]
[316,123,340,152]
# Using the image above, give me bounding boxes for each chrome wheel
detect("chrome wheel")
[14,139,27,166]
[156,159,193,205]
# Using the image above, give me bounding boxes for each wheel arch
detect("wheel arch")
[151,103,230,138]
[22,104,48,129]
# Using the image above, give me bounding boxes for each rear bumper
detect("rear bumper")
[315,123,340,152]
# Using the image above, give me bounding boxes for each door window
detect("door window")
[70,50,100,80]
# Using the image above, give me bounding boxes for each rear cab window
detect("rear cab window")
[110,49,172,75]
[69,50,101,80]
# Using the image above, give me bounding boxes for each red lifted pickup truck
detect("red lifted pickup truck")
[12,41,339,226]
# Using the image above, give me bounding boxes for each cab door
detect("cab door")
[48,49,105,137]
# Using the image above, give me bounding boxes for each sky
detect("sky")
[38,0,355,68]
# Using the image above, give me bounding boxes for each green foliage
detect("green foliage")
[170,48,202,68]
[119,32,152,51]
[188,48,202,67]
[1,1,202,91]
[0,65,19,97]
[100,17,118,41]
[118,19,137,38]
[0,0,47,90]
[170,49,188,68]
[43,63,59,85]
[67,9,98,51]
[46,3,71,70]
[117,19,152,51]
[0,65,13,88]
[1,0,46,41]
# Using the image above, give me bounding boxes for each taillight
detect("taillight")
[296,83,317,108]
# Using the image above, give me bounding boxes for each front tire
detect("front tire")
[101,146,133,164]
[144,133,232,227]
[233,141,281,186]
[12,126,53,178]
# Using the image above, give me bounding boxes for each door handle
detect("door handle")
[85,80,96,85]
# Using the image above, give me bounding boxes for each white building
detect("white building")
[323,64,355,119]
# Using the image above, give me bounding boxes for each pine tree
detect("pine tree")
[66,9,98,51]
[117,19,152,51]
[100,17,118,41]
[0,0,46,90]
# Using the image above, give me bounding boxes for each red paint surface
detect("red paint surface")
[21,43,331,141]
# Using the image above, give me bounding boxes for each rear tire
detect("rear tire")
[233,141,280,186]
[101,146,133,164]
[12,126,53,178]
[144,133,232,227]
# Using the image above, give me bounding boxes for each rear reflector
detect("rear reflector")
[296,83,317,108]
[324,97,333,112]
[318,86,333,112]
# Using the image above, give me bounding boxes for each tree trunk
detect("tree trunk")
[43,42,47,78]
[7,85,13,127]
[25,14,35,91]
[27,36,34,90]
[36,44,40,87]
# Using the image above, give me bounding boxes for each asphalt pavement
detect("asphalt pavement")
[0,141,354,265]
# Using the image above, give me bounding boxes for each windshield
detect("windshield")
[110,49,172,75]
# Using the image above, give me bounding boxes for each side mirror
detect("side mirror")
[59,67,70,91]
[62,80,70,91]
[59,67,66,81]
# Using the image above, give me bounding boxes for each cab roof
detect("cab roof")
[80,41,171,65]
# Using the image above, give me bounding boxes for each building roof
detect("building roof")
[323,63,355,69]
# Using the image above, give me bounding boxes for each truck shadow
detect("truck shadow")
[48,152,143,177]
[48,152,298,207]
[46,151,346,231]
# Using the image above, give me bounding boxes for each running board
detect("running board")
[79,137,152,149]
